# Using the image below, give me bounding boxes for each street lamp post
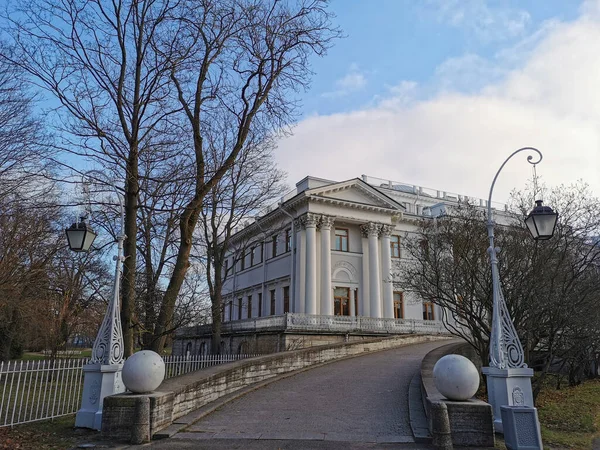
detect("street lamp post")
[66,174,126,430]
[481,147,558,434]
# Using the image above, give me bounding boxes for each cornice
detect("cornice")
[308,195,401,214]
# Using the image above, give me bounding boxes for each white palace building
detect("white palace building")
[176,175,501,354]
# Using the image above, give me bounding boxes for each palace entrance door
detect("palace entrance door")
[334,287,350,316]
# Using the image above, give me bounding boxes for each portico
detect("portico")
[293,212,398,319]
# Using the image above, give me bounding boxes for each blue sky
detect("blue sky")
[303,0,579,116]
[276,0,599,203]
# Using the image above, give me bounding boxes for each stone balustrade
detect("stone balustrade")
[177,313,450,340]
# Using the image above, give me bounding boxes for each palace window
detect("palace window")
[247,295,252,319]
[334,228,349,252]
[423,301,435,320]
[240,251,245,271]
[393,292,404,319]
[391,235,401,258]
[228,301,232,322]
[271,235,278,258]
[256,243,263,264]
[334,287,350,316]
[283,286,290,313]
[250,247,255,266]
[270,289,276,315]
[258,292,263,317]
[237,297,242,320]
[285,229,291,252]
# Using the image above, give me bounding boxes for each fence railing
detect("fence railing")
[0,358,86,428]
[162,353,259,379]
[0,353,256,428]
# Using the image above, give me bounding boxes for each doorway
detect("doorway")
[334,287,350,316]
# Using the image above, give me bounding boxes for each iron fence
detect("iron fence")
[0,353,257,428]
[162,353,259,379]
[0,358,86,428]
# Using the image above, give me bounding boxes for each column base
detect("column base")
[75,363,125,430]
[481,366,534,434]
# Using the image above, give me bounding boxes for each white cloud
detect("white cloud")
[322,65,367,98]
[275,1,600,204]
[424,0,531,43]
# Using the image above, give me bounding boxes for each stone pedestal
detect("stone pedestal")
[75,363,125,430]
[481,366,534,434]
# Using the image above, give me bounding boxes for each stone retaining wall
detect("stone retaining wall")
[420,342,495,447]
[103,334,450,443]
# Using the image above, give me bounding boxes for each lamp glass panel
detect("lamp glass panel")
[82,230,97,252]
[533,214,557,238]
[66,229,85,250]
[525,216,538,239]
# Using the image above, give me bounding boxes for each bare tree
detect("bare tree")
[149,0,341,352]
[4,0,180,356]
[396,184,600,397]
[0,49,51,203]
[195,134,286,354]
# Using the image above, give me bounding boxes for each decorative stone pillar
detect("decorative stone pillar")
[303,213,319,315]
[294,218,305,313]
[320,215,335,315]
[362,222,382,318]
[360,227,370,317]
[380,224,395,319]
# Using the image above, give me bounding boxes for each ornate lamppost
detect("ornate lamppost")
[66,173,126,430]
[481,147,558,433]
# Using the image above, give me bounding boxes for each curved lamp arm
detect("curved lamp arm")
[487,147,542,228]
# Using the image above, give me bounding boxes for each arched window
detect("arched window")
[199,342,206,356]
[185,342,192,357]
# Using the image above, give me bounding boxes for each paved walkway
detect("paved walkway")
[140,339,451,449]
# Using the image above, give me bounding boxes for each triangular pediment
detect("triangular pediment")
[305,178,406,212]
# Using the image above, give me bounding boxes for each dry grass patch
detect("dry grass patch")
[537,378,600,449]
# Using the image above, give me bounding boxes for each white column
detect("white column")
[320,215,334,315]
[380,225,394,319]
[360,228,370,317]
[366,222,382,318]
[350,288,356,317]
[295,220,305,313]
[304,213,318,315]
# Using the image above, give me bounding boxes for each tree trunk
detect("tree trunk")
[211,284,223,354]
[150,219,195,353]
[121,152,139,357]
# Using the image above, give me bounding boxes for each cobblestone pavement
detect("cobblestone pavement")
[139,339,452,449]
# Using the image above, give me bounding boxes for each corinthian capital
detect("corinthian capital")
[319,215,335,229]
[302,213,320,229]
[360,222,381,237]
[380,224,395,237]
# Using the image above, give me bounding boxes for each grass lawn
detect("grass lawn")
[0,415,97,449]
[19,349,92,361]
[536,377,600,449]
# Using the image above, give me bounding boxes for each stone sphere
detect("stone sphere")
[433,354,479,401]
[122,350,165,393]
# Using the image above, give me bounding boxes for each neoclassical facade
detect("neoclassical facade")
[221,175,489,325]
